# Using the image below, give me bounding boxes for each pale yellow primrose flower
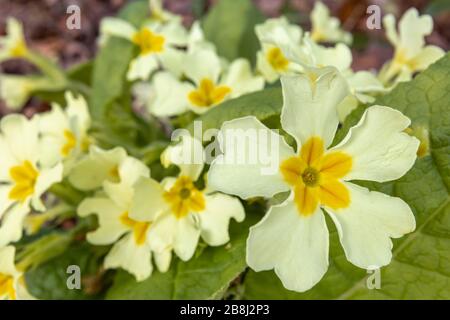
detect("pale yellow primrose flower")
[255,17,303,83]
[263,31,385,122]
[0,74,57,110]
[310,1,352,44]
[78,153,170,281]
[380,8,444,84]
[100,18,187,81]
[69,146,140,191]
[0,18,28,62]
[129,135,245,262]
[0,246,35,300]
[208,69,419,292]
[0,114,63,247]
[148,48,264,117]
[39,92,92,174]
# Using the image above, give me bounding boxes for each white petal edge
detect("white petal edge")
[332,105,419,182]
[246,197,329,292]
[208,116,295,199]
[325,182,416,269]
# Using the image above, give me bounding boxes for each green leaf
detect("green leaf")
[425,0,450,16]
[25,243,109,300]
[106,208,261,299]
[188,87,282,133]
[243,54,450,299]
[202,0,264,65]
[88,0,166,151]
[89,38,135,120]
[89,0,148,119]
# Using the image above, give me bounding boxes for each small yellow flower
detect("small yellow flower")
[132,28,165,55]
[130,135,245,262]
[148,48,263,117]
[163,176,206,219]
[100,18,187,80]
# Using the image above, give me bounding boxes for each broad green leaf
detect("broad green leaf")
[26,243,109,300]
[89,0,165,152]
[106,208,261,299]
[202,0,264,65]
[188,87,282,133]
[243,54,450,299]
[89,38,135,120]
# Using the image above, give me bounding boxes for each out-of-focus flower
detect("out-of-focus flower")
[78,154,170,281]
[100,18,187,81]
[255,17,303,83]
[265,31,385,122]
[148,48,264,116]
[0,115,63,246]
[0,18,28,62]
[130,135,245,262]
[208,69,418,292]
[69,146,141,191]
[0,75,55,110]
[380,8,444,85]
[39,92,92,174]
[310,1,352,44]
[0,246,35,300]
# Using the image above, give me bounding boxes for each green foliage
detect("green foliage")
[188,87,282,133]
[25,243,110,300]
[243,54,450,299]
[202,0,265,65]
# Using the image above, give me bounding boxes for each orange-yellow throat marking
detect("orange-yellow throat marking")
[9,160,39,202]
[163,176,206,219]
[188,78,231,108]
[266,47,289,71]
[120,212,151,246]
[61,130,76,156]
[0,273,16,300]
[280,137,352,216]
[132,28,165,55]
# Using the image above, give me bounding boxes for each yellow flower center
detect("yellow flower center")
[393,49,416,71]
[311,29,325,43]
[188,78,231,108]
[10,40,27,57]
[8,160,39,202]
[280,136,352,216]
[109,165,120,182]
[0,273,16,300]
[266,47,289,71]
[132,28,165,55]
[163,176,205,219]
[61,130,77,157]
[120,212,151,246]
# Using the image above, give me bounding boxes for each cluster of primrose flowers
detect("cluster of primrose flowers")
[0,0,444,299]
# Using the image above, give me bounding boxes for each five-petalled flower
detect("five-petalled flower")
[208,68,419,292]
